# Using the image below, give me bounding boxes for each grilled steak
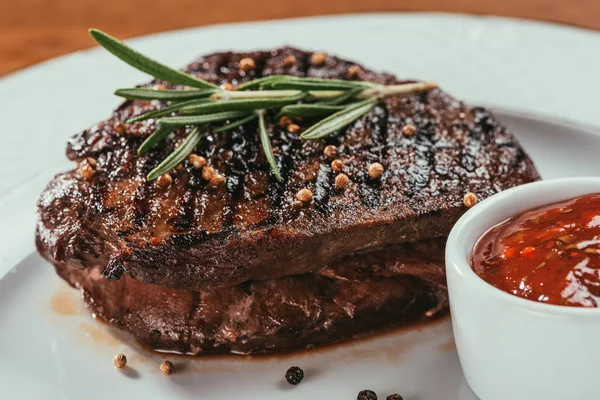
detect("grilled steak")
[42,239,447,354]
[36,47,539,292]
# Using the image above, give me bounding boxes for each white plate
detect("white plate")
[1,13,599,400]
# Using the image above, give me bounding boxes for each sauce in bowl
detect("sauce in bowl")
[472,194,600,307]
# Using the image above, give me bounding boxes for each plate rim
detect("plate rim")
[2,11,600,85]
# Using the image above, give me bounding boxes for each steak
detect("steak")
[42,239,448,354]
[36,47,540,292]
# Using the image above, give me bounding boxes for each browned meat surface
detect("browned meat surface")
[42,239,447,354]
[36,47,539,292]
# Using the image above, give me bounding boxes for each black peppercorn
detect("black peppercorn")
[285,366,304,385]
[358,390,377,400]
[387,394,403,400]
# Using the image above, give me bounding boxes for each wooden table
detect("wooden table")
[1,0,597,76]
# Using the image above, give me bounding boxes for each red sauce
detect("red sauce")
[471,194,600,307]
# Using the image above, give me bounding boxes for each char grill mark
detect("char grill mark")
[264,116,287,226]
[169,179,195,232]
[358,105,389,208]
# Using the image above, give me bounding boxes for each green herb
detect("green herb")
[138,124,177,156]
[263,76,373,91]
[257,111,282,182]
[236,75,288,91]
[317,87,363,105]
[126,98,214,123]
[90,29,438,181]
[89,29,218,90]
[147,127,204,181]
[178,93,307,115]
[159,110,251,127]
[115,88,216,101]
[301,98,379,140]
[277,104,347,119]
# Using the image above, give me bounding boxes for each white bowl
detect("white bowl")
[446,177,600,400]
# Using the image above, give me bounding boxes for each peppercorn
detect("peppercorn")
[357,390,377,400]
[113,121,127,135]
[402,124,417,136]
[347,65,362,78]
[335,173,349,190]
[189,154,207,169]
[285,366,304,385]
[331,159,344,172]
[113,353,127,369]
[368,162,384,179]
[210,174,226,186]
[86,157,97,168]
[202,166,215,181]
[79,159,96,180]
[463,192,478,208]
[156,173,173,188]
[386,395,403,400]
[296,188,313,203]
[279,116,292,127]
[283,55,297,67]
[323,145,338,159]
[287,123,300,133]
[160,360,173,375]
[311,52,327,66]
[239,57,256,72]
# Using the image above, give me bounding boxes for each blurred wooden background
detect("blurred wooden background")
[1,0,597,76]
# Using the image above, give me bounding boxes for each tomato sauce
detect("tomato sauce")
[471,194,600,307]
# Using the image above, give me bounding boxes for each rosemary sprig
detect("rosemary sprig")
[179,93,307,115]
[301,98,379,140]
[138,124,176,156]
[126,98,214,123]
[89,29,218,90]
[257,110,282,182]
[263,77,373,91]
[317,87,364,105]
[147,127,204,181]
[159,111,251,127]
[90,29,439,182]
[115,88,215,101]
[277,104,347,119]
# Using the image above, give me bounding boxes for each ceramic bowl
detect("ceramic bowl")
[446,177,600,400]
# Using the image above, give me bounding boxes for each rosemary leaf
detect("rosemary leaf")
[257,111,282,182]
[277,104,346,119]
[126,98,214,123]
[317,87,363,105]
[236,76,288,91]
[115,88,216,100]
[179,92,306,115]
[147,127,203,181]
[213,114,258,133]
[159,111,251,127]
[138,124,177,156]
[301,98,378,140]
[212,89,303,100]
[268,77,373,91]
[89,29,218,90]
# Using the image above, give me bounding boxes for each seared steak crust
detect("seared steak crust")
[42,239,447,354]
[36,48,539,291]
